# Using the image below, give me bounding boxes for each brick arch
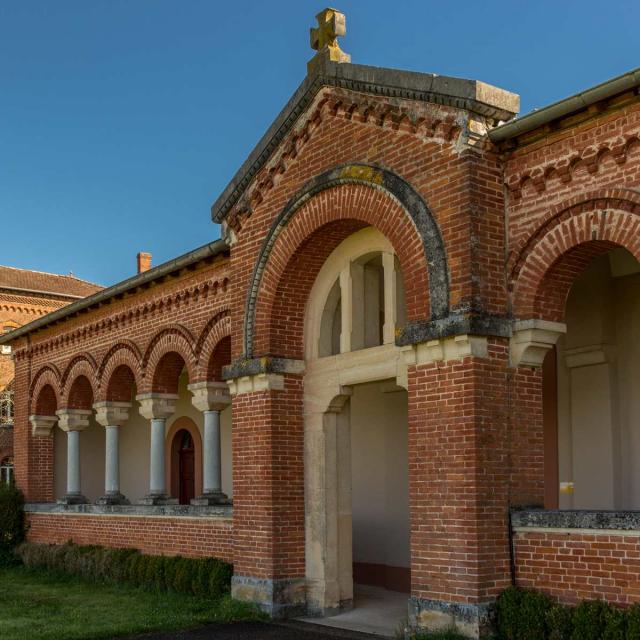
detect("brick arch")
[60,355,98,407]
[30,366,61,415]
[246,164,448,358]
[141,325,196,393]
[96,341,142,399]
[65,375,94,410]
[511,204,640,321]
[194,310,231,382]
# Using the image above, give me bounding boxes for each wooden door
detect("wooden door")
[178,430,195,505]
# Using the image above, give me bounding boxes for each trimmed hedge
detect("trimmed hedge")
[497,587,640,640]
[16,541,232,599]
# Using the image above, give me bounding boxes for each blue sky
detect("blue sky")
[1,0,638,286]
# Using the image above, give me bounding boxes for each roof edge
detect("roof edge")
[211,59,519,223]
[489,66,640,144]
[0,239,229,346]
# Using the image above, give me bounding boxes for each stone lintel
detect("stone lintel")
[187,381,231,412]
[222,356,305,381]
[29,414,58,437]
[402,334,489,368]
[136,393,178,420]
[510,319,567,368]
[409,597,493,639]
[396,312,512,347]
[55,408,92,432]
[93,401,132,428]
[231,576,307,618]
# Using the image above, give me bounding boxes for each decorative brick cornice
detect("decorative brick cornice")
[506,134,640,200]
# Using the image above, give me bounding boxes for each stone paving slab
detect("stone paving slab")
[124,620,380,640]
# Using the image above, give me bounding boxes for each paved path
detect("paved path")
[125,621,381,640]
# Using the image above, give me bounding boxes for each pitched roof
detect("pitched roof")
[0,265,102,299]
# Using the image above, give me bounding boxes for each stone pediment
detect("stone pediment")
[210,57,519,227]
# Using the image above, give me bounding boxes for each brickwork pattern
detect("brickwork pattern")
[514,530,640,606]
[26,512,233,562]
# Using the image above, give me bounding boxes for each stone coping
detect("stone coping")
[25,502,233,519]
[512,509,640,531]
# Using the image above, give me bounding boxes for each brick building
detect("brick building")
[0,266,101,483]
[2,10,640,637]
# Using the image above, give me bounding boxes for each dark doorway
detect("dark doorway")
[177,429,195,505]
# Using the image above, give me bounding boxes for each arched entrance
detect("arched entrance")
[170,428,197,505]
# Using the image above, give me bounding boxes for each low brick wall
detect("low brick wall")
[26,505,234,563]
[512,510,640,606]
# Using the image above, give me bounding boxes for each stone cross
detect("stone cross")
[308,8,351,73]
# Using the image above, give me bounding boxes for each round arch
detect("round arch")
[194,310,231,382]
[246,164,449,359]
[166,417,203,503]
[96,341,142,401]
[29,366,61,415]
[141,326,196,393]
[60,356,97,408]
[511,199,640,321]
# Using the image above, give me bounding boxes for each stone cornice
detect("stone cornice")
[211,58,518,225]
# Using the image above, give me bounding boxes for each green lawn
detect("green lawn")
[0,566,261,640]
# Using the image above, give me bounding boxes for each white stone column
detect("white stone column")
[136,393,178,505]
[94,401,131,505]
[56,408,92,504]
[188,381,231,505]
[382,251,397,344]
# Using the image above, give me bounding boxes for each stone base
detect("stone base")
[408,597,494,639]
[137,494,179,506]
[96,493,130,506]
[231,575,307,618]
[191,492,231,506]
[305,598,353,618]
[57,494,88,505]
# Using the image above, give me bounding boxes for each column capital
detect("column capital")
[56,408,92,432]
[188,381,231,412]
[93,401,132,427]
[401,334,489,367]
[29,415,58,437]
[135,393,178,420]
[510,319,567,368]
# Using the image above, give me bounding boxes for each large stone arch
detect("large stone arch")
[193,310,232,382]
[511,193,640,321]
[140,325,197,393]
[245,164,449,358]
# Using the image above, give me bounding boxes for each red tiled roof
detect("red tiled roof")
[0,265,102,299]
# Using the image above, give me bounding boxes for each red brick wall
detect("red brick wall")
[514,530,640,606]
[26,512,233,563]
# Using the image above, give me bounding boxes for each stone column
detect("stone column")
[382,251,397,345]
[93,401,131,505]
[136,393,178,505]
[188,381,231,505]
[56,408,92,505]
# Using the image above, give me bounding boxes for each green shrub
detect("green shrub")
[627,604,640,639]
[518,589,552,640]
[571,600,609,640]
[496,586,522,640]
[547,604,573,640]
[0,483,26,551]
[15,541,233,600]
[603,605,627,640]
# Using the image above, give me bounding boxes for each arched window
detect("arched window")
[0,457,13,485]
[0,386,13,426]
[312,229,406,359]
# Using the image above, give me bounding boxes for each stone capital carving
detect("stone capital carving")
[93,401,132,427]
[135,393,178,421]
[510,319,567,368]
[227,373,285,396]
[29,415,58,437]
[187,381,231,412]
[56,408,92,432]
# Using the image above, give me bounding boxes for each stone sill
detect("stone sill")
[512,509,640,531]
[25,502,233,519]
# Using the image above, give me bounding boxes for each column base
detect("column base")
[137,494,179,506]
[191,491,231,506]
[408,597,494,639]
[57,494,88,505]
[231,576,307,618]
[96,493,130,506]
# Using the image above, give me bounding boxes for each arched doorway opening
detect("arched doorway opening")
[542,247,640,510]
[172,429,195,505]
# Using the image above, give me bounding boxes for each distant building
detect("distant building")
[0,266,101,482]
